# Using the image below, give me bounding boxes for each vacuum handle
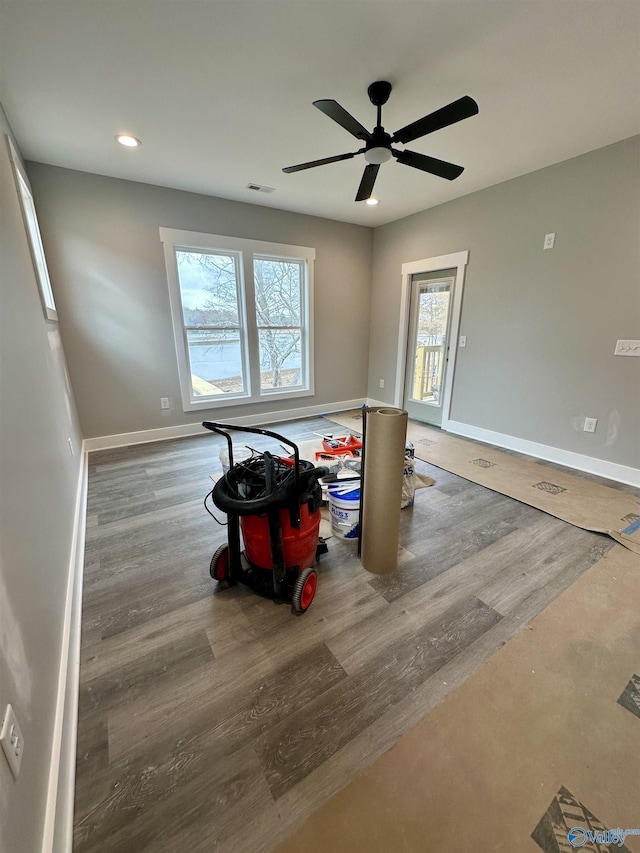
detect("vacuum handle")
[203,421,300,497]
[202,423,234,467]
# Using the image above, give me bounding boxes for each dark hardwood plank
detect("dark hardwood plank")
[79,628,214,714]
[326,515,565,673]
[369,494,540,603]
[480,526,613,615]
[74,711,110,820]
[255,596,501,799]
[74,742,271,853]
[106,641,347,767]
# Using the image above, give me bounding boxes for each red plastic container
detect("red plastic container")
[241,503,321,571]
[321,435,362,455]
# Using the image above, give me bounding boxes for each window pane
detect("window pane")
[254,258,301,327]
[259,329,302,390]
[411,282,451,404]
[17,172,57,313]
[176,250,240,327]
[417,285,450,344]
[186,329,245,395]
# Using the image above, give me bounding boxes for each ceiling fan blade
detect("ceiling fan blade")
[282,151,359,173]
[355,163,380,202]
[393,149,464,181]
[392,95,479,145]
[313,99,371,140]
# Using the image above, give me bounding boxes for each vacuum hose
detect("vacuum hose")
[212,458,328,516]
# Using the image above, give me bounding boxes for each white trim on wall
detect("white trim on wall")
[394,251,469,426]
[446,419,640,488]
[81,398,639,484]
[83,398,369,452]
[41,452,87,853]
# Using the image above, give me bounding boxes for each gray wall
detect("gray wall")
[27,164,373,439]
[0,105,83,852]
[370,136,640,469]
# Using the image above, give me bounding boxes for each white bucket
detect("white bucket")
[219,445,252,474]
[328,483,360,540]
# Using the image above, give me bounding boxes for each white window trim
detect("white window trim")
[160,227,315,412]
[5,134,58,322]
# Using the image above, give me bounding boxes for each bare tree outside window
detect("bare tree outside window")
[177,250,245,395]
[254,257,303,390]
[417,286,450,345]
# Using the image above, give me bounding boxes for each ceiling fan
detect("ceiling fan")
[283,81,478,202]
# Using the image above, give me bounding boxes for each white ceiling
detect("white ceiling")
[1,0,638,227]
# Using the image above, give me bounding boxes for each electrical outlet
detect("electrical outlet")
[543,233,556,250]
[160,397,170,410]
[379,379,384,389]
[583,417,598,433]
[1,705,24,779]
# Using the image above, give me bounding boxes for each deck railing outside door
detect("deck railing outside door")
[413,343,445,401]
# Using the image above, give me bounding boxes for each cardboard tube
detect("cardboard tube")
[360,407,408,574]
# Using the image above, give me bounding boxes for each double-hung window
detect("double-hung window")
[160,228,314,411]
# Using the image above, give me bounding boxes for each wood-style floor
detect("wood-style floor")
[74,417,613,853]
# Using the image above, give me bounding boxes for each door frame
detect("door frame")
[394,250,469,428]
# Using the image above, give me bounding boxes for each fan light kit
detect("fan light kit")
[283,81,478,202]
[364,146,392,165]
[115,134,141,148]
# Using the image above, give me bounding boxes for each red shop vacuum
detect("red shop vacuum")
[202,422,329,614]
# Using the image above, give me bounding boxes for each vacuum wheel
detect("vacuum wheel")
[291,568,317,615]
[210,544,230,581]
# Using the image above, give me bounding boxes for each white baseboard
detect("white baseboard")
[41,451,87,853]
[445,419,640,488]
[84,398,368,452]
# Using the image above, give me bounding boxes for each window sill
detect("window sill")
[183,386,314,413]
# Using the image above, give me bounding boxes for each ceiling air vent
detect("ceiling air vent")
[246,183,275,193]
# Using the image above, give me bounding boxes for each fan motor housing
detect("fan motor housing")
[367,80,392,107]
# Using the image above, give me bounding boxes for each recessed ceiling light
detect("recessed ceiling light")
[115,134,141,148]
[365,197,379,206]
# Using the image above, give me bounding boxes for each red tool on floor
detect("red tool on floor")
[202,422,328,614]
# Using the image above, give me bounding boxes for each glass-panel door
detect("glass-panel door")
[404,272,455,426]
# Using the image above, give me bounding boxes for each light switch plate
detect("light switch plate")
[614,340,640,356]
[459,336,467,347]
